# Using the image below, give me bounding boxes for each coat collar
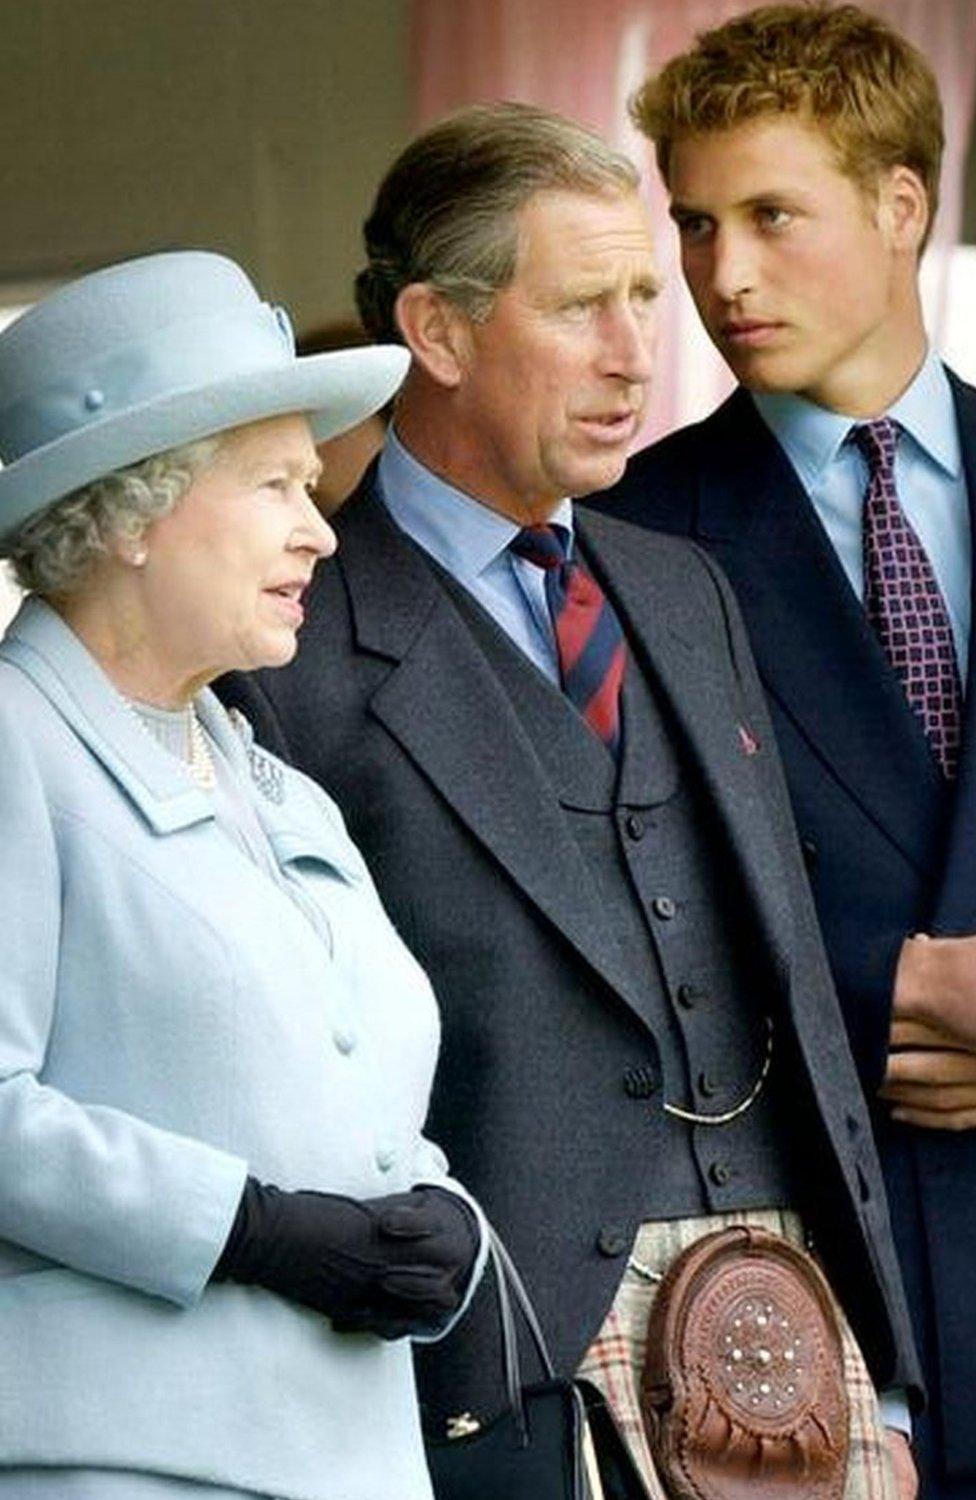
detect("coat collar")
[335,482,796,1012]
[1,595,217,833]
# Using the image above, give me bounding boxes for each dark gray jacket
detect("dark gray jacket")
[218,477,919,1431]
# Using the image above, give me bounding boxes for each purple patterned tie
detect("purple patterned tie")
[855,418,962,779]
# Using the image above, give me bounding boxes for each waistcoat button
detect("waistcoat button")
[708,1161,732,1187]
[676,983,704,1008]
[652,896,677,920]
[697,1071,718,1098]
[624,813,645,841]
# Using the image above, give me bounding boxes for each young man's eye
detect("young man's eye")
[757,206,792,229]
[675,215,713,244]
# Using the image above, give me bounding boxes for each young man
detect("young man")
[220,102,918,1497]
[597,7,975,1494]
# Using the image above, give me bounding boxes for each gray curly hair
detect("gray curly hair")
[3,436,222,596]
[355,101,641,344]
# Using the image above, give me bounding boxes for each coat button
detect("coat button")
[652,896,677,920]
[800,837,818,870]
[596,1226,630,1257]
[376,1146,397,1172]
[333,1026,357,1055]
[624,813,645,841]
[677,983,704,1009]
[708,1161,732,1187]
[697,1071,719,1098]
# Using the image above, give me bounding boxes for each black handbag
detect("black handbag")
[426,1234,646,1500]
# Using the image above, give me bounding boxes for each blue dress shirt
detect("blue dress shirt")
[377,427,573,683]
[752,351,970,677]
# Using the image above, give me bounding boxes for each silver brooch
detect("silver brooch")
[248,747,286,804]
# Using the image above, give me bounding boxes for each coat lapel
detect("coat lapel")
[335,488,655,1024]
[690,391,943,872]
[930,372,976,929]
[577,508,797,979]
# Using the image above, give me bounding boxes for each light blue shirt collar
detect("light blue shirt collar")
[377,426,575,577]
[752,350,961,485]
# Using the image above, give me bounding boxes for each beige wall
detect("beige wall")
[0,0,409,332]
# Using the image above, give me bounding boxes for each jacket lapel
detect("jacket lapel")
[930,372,976,928]
[578,508,797,979]
[690,391,943,872]
[335,488,655,1024]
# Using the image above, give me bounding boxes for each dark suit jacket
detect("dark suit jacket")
[218,475,918,1430]
[594,374,976,1484]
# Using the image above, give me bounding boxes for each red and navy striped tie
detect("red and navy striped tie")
[510,524,627,755]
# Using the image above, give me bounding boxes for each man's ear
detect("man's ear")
[394,283,471,388]
[879,165,930,256]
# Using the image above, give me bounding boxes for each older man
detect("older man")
[219,103,917,1496]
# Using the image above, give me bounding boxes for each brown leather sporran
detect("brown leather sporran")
[640,1225,849,1500]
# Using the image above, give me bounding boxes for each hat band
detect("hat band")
[0,302,294,464]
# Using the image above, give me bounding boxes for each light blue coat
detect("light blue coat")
[0,597,486,1500]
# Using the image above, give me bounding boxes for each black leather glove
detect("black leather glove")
[213,1178,479,1340]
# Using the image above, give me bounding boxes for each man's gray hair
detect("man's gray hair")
[4,436,221,596]
[355,101,641,343]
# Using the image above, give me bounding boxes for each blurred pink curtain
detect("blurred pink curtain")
[411,0,976,440]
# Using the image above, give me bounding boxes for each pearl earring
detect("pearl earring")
[130,547,148,567]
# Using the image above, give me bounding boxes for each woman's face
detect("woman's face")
[136,413,334,686]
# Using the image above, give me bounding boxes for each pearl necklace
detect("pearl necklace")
[184,703,217,791]
[127,698,217,792]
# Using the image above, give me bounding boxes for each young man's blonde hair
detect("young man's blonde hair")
[633,3,944,248]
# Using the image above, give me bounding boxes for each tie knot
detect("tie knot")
[851,417,898,478]
[510,524,571,571]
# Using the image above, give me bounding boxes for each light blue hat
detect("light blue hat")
[0,250,408,540]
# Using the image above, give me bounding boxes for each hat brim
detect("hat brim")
[0,344,408,540]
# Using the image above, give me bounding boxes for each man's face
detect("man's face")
[450,189,658,521]
[668,117,920,413]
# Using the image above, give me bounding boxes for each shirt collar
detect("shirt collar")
[377,425,574,580]
[751,349,961,483]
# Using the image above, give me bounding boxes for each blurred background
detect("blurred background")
[2,0,975,625]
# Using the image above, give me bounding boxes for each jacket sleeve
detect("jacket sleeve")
[0,704,248,1307]
[409,1134,490,1342]
[690,546,923,1401]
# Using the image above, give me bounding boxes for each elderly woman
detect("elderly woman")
[0,252,486,1500]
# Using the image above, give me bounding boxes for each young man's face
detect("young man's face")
[668,116,925,414]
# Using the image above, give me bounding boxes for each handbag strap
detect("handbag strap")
[487,1227,557,1444]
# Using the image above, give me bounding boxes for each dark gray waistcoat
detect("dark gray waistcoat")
[443,574,802,1218]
